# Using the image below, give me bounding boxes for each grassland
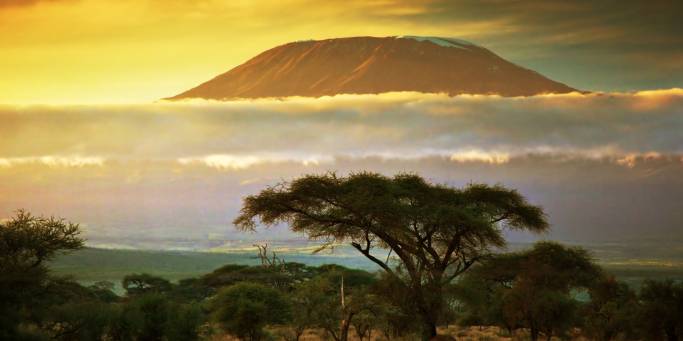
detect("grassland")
[50,242,683,294]
[49,247,375,292]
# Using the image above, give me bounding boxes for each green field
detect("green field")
[49,247,376,292]
[51,244,683,294]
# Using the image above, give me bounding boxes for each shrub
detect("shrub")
[210,282,290,341]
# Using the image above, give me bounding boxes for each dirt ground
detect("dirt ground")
[212,325,590,341]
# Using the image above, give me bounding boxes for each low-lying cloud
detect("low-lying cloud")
[1,90,682,245]
[1,89,682,162]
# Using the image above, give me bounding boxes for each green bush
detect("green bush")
[166,302,205,341]
[210,282,291,341]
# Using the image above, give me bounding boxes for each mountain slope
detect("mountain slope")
[168,36,577,100]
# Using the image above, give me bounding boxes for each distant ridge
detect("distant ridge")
[168,36,577,100]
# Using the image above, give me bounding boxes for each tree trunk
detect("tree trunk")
[326,328,341,341]
[340,312,354,341]
[416,283,442,341]
[420,317,437,341]
[529,326,539,341]
[664,327,677,341]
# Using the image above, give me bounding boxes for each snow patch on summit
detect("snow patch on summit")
[397,36,476,50]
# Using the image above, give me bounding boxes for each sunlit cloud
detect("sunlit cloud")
[449,150,510,164]
[1,90,682,169]
[177,154,333,170]
[0,155,105,168]
[615,152,665,169]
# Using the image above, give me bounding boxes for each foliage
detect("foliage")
[210,282,291,341]
[637,279,683,341]
[291,275,341,340]
[4,206,683,341]
[201,262,323,293]
[287,266,384,341]
[0,209,84,272]
[122,273,173,296]
[278,279,384,341]
[234,172,548,340]
[106,292,206,341]
[166,302,205,341]
[582,276,640,341]
[128,293,170,341]
[370,271,422,338]
[0,210,84,339]
[88,281,120,303]
[456,241,601,341]
[42,301,115,341]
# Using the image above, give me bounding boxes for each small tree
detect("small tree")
[88,281,120,303]
[637,279,683,341]
[284,283,321,341]
[293,275,347,341]
[0,209,83,272]
[129,293,170,341]
[351,309,375,341]
[44,300,115,341]
[0,210,84,339]
[289,269,377,341]
[234,173,548,340]
[166,302,205,341]
[457,242,601,341]
[122,273,173,296]
[371,271,422,339]
[583,276,639,341]
[210,282,290,341]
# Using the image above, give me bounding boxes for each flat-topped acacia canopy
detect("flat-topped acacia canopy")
[234,172,548,340]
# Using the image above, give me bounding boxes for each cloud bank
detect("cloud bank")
[1,90,682,245]
[1,89,682,161]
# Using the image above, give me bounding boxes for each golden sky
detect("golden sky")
[0,0,465,103]
[1,0,681,104]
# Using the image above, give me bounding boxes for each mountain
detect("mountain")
[168,36,577,100]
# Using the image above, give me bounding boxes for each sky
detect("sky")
[1,0,682,249]
[1,0,682,104]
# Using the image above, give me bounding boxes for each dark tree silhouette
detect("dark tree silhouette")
[583,276,639,341]
[234,172,548,340]
[638,279,683,341]
[457,242,602,341]
[122,273,173,296]
[0,209,84,339]
[0,209,83,272]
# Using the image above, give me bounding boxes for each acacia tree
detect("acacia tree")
[122,273,173,296]
[457,242,602,341]
[0,209,84,339]
[234,172,548,340]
